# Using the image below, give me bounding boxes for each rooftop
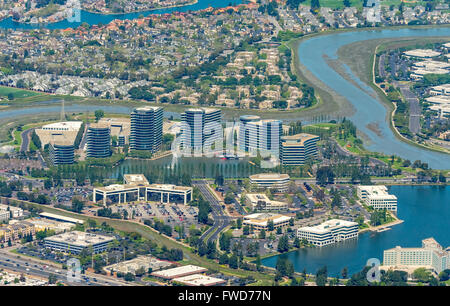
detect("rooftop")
[298,219,358,234]
[281,133,320,146]
[44,231,115,247]
[250,173,290,180]
[151,265,207,279]
[172,274,226,286]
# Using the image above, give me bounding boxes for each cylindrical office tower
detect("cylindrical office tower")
[87,123,111,158]
[130,106,163,152]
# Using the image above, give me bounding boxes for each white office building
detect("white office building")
[383,238,450,274]
[297,219,359,247]
[356,185,397,211]
[249,173,290,192]
[44,231,115,254]
[245,193,288,211]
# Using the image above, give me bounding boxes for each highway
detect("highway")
[194,181,232,245]
[0,249,131,286]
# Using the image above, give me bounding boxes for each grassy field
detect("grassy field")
[0,86,42,100]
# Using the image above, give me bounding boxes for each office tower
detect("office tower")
[180,108,222,153]
[238,115,282,158]
[87,123,111,158]
[130,106,163,152]
[49,140,75,165]
[280,133,320,165]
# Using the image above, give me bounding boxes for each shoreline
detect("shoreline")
[4,0,200,26]
[370,43,450,155]
[289,25,450,157]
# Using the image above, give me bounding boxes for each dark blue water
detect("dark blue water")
[0,0,244,30]
[298,27,450,169]
[261,185,450,277]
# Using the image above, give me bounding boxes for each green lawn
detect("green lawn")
[0,86,42,100]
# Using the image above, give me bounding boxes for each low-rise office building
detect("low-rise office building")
[103,255,172,275]
[356,185,398,211]
[280,133,320,165]
[44,231,115,254]
[151,265,208,280]
[245,193,288,211]
[383,238,450,274]
[172,274,226,286]
[26,218,75,234]
[39,212,84,224]
[297,219,359,247]
[243,213,292,231]
[93,174,192,206]
[403,49,441,59]
[249,173,290,192]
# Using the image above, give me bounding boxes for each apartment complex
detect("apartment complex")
[130,106,163,152]
[0,204,23,221]
[280,133,320,165]
[238,115,282,158]
[297,219,359,247]
[180,108,221,154]
[0,221,35,243]
[249,173,290,192]
[86,123,111,158]
[245,193,288,212]
[383,238,450,274]
[356,185,398,211]
[44,231,115,254]
[243,213,292,231]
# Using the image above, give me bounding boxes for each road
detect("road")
[193,180,232,245]
[329,139,386,167]
[20,128,33,152]
[0,249,131,286]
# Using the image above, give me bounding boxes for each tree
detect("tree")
[48,273,58,284]
[7,93,14,100]
[72,198,84,213]
[315,266,328,286]
[267,220,274,232]
[277,235,290,253]
[229,254,239,269]
[412,268,432,283]
[94,109,105,122]
[341,267,348,279]
[124,272,135,282]
[259,229,266,239]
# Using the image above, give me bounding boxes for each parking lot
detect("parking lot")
[110,201,199,227]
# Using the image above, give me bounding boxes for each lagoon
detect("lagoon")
[297,27,450,169]
[261,185,450,277]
